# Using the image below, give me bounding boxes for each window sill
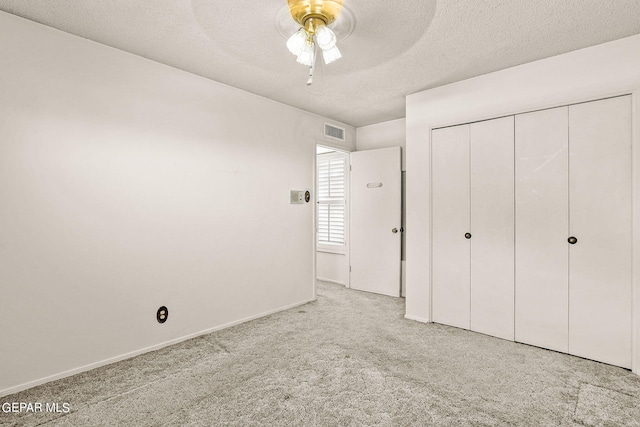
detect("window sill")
[317,247,347,255]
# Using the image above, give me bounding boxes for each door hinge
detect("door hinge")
[349,266,352,272]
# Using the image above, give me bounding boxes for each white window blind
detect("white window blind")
[317,152,347,246]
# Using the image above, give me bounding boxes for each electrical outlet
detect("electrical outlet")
[157,306,168,324]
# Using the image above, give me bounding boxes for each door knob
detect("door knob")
[464,232,472,239]
[392,228,398,234]
[568,236,578,245]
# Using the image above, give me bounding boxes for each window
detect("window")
[317,151,348,249]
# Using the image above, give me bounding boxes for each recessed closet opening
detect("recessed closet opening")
[429,94,633,369]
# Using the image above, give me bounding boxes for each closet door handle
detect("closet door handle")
[464,233,472,239]
[568,236,578,245]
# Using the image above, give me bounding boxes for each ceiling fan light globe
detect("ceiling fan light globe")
[315,25,337,50]
[287,29,307,56]
[322,45,341,64]
[296,42,315,66]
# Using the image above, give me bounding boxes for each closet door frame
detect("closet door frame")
[426,89,640,375]
[633,89,640,375]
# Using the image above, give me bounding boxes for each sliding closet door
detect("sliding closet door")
[470,117,514,340]
[432,125,470,329]
[568,96,632,368]
[515,107,569,353]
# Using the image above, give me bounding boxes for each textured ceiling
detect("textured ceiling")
[0,1,639,127]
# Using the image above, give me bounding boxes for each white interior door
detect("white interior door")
[432,125,471,329]
[568,96,632,368]
[470,116,515,341]
[350,147,401,297]
[514,107,569,353]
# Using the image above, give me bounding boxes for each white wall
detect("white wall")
[316,251,349,285]
[0,12,354,395]
[405,34,640,374]
[356,118,406,171]
[356,119,406,296]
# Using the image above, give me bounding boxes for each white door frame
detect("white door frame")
[314,144,351,290]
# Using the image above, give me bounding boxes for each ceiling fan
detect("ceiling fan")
[285,0,345,85]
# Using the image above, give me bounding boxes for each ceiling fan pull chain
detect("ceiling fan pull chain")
[307,45,317,85]
[307,63,314,85]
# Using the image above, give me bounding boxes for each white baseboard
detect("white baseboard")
[0,298,314,398]
[316,277,345,286]
[404,314,430,324]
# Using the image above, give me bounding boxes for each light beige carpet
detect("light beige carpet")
[2,281,640,426]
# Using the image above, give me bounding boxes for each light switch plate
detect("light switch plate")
[290,190,305,204]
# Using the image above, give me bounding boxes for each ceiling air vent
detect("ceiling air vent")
[324,123,345,141]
